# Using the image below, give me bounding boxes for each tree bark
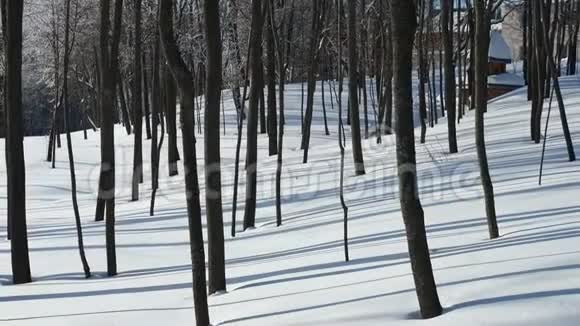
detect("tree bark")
[301,1,324,163]
[159,0,210,324]
[474,0,499,240]
[266,0,278,156]
[63,0,91,278]
[95,0,123,277]
[347,0,365,175]
[4,0,32,284]
[243,0,264,230]
[203,0,227,294]
[132,0,143,202]
[391,0,442,318]
[442,0,458,153]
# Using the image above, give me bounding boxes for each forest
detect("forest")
[1,0,580,325]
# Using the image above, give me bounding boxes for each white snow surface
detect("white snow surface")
[1,76,580,325]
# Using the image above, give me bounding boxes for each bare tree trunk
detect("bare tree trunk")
[150,39,163,216]
[361,0,369,139]
[143,53,152,140]
[131,0,143,202]
[118,74,132,135]
[165,65,179,176]
[203,0,226,294]
[268,0,285,227]
[347,0,365,175]
[243,0,264,230]
[4,0,32,284]
[417,0,427,144]
[159,0,210,323]
[442,0,458,153]
[539,0,576,161]
[266,0,278,156]
[336,0,349,262]
[95,0,122,277]
[474,0,499,240]
[63,0,91,278]
[301,1,324,163]
[391,0,442,318]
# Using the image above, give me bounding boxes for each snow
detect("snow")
[488,72,525,87]
[489,30,512,63]
[1,76,580,325]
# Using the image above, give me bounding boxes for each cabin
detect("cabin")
[486,29,525,99]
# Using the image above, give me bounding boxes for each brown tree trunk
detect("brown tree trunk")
[4,0,32,284]
[474,0,499,240]
[165,65,179,177]
[243,0,264,230]
[63,0,91,278]
[391,0,442,318]
[203,0,227,295]
[301,1,324,164]
[442,0,458,153]
[159,0,210,324]
[266,0,278,156]
[347,0,365,175]
[95,0,123,277]
[131,0,143,202]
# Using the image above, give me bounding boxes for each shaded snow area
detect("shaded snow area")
[2,76,580,325]
[488,72,525,87]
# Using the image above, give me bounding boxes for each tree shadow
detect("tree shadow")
[0,307,191,322]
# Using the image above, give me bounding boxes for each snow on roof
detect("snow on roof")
[488,72,525,87]
[489,30,512,63]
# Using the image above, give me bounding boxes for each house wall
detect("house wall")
[501,4,580,62]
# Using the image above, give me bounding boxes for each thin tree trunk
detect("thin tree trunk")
[132,0,143,202]
[143,53,152,140]
[475,0,499,240]
[62,0,91,278]
[539,0,576,161]
[243,0,264,230]
[347,0,365,175]
[266,0,278,156]
[442,0,458,153]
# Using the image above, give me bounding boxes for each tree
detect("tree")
[150,38,164,216]
[268,0,285,227]
[159,0,210,324]
[203,0,226,295]
[417,0,428,143]
[474,0,499,239]
[300,1,325,163]
[265,0,277,157]
[442,0,458,153]
[94,0,123,277]
[390,0,442,318]
[4,0,32,284]
[63,0,91,278]
[347,0,365,175]
[131,0,143,202]
[243,0,264,230]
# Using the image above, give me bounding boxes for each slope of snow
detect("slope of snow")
[1,76,580,325]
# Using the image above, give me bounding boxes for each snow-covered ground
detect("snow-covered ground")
[1,76,580,325]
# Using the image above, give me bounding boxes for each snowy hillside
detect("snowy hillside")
[1,77,580,325]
